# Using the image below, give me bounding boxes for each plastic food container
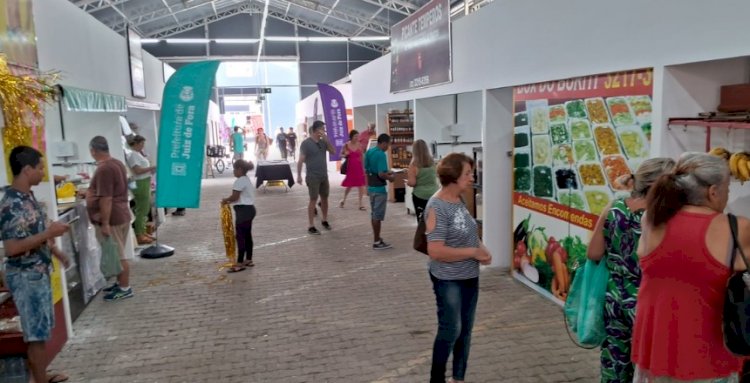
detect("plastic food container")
[554,166,580,190]
[578,161,608,187]
[533,165,554,198]
[601,155,631,190]
[585,97,610,124]
[593,124,621,156]
[551,143,574,167]
[514,125,530,148]
[532,135,552,166]
[514,167,532,193]
[530,107,549,135]
[569,119,592,140]
[548,104,567,124]
[557,190,589,212]
[606,97,636,127]
[550,122,570,145]
[628,95,652,124]
[514,148,531,169]
[565,99,588,119]
[514,111,529,127]
[573,140,599,162]
[584,187,613,216]
[616,125,650,160]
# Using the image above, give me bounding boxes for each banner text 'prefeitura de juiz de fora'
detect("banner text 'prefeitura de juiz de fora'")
[156,60,220,208]
[389,0,451,93]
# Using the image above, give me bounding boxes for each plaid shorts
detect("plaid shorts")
[4,264,54,342]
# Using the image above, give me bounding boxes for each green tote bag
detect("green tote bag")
[100,236,123,279]
[563,258,610,348]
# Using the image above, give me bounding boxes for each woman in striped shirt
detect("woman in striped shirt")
[424,153,492,383]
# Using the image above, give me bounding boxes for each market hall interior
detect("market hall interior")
[42,170,598,382]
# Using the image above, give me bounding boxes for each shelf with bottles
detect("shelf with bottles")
[390,146,413,169]
[390,136,414,145]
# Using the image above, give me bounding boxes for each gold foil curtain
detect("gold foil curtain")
[220,204,236,267]
[0,57,57,181]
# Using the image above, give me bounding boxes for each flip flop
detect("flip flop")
[339,201,345,208]
[47,373,69,383]
[358,206,367,211]
[227,265,246,273]
[243,260,255,267]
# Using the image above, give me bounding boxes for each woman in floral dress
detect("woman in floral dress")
[587,158,675,383]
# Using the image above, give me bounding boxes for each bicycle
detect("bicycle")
[206,145,228,174]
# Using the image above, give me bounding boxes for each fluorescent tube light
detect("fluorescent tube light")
[308,36,348,42]
[350,36,390,42]
[166,38,209,44]
[140,38,159,43]
[265,36,307,42]
[215,38,259,44]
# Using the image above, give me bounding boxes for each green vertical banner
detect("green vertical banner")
[155,60,220,208]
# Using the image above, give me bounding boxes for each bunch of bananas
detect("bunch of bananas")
[730,152,750,182]
[708,147,750,182]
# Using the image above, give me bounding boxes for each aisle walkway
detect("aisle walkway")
[50,171,599,382]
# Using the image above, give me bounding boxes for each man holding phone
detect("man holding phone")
[297,120,335,235]
[1,146,71,383]
[365,134,395,250]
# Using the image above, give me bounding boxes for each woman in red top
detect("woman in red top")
[633,153,747,382]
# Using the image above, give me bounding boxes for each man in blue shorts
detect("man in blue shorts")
[364,134,395,250]
[1,146,71,383]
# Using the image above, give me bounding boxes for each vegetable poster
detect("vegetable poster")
[511,68,653,304]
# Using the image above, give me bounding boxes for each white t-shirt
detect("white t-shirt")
[232,175,255,205]
[126,151,151,180]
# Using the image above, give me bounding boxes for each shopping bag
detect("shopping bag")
[563,258,609,348]
[413,219,428,255]
[99,236,122,279]
[340,158,348,175]
[724,214,750,356]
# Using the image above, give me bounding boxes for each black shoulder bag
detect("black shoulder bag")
[724,213,750,356]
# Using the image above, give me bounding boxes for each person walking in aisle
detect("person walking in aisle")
[286,127,298,160]
[86,136,134,302]
[230,126,245,161]
[255,128,271,161]
[631,153,745,382]
[407,139,439,222]
[339,129,367,210]
[276,127,288,160]
[221,159,257,273]
[424,153,492,383]
[297,120,335,235]
[364,133,395,249]
[126,135,156,245]
[1,146,71,383]
[586,158,675,383]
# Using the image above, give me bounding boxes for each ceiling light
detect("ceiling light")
[166,38,209,44]
[350,36,390,42]
[140,38,159,43]
[266,36,307,42]
[215,38,259,44]
[308,37,348,42]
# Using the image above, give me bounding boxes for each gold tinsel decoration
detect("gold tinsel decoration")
[0,57,59,181]
[220,204,237,268]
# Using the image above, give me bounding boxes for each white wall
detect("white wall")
[660,58,750,218]
[414,96,453,157]
[483,88,514,268]
[353,105,376,134]
[34,0,166,105]
[352,0,750,108]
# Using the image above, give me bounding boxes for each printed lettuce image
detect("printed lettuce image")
[562,235,588,274]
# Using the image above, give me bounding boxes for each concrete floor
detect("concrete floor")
[49,167,599,383]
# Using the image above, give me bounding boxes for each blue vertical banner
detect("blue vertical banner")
[317,83,347,161]
[156,60,221,208]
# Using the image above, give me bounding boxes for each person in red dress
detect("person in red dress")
[632,152,746,382]
[339,130,367,210]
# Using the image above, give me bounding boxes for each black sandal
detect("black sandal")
[227,265,246,273]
